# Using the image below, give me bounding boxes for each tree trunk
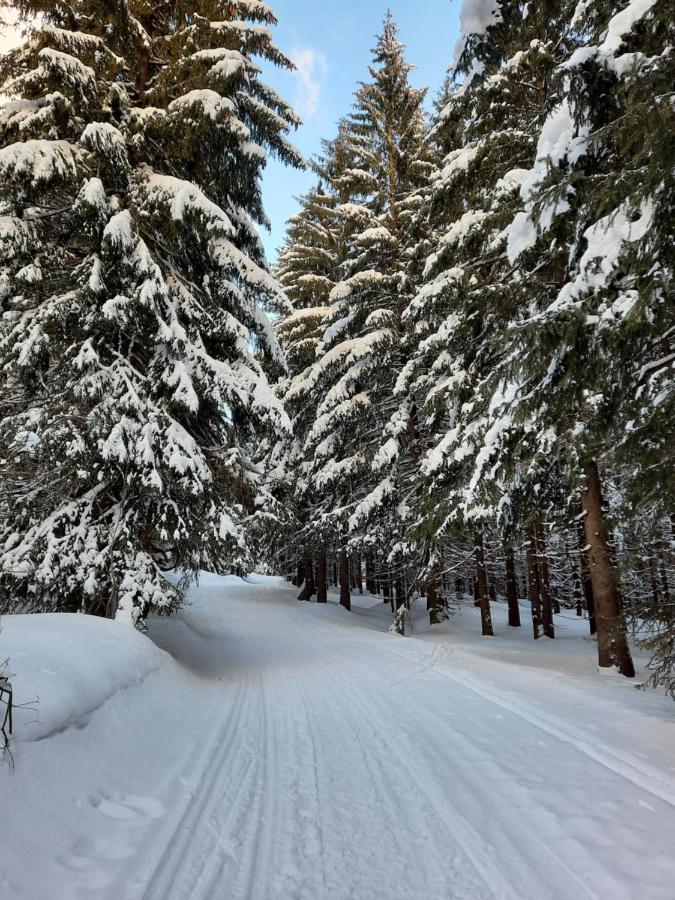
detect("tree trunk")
[577,518,597,634]
[536,524,555,639]
[505,547,521,627]
[137,48,151,105]
[474,532,494,637]
[582,461,635,677]
[366,553,377,594]
[658,544,671,606]
[383,576,391,606]
[427,559,446,626]
[526,527,542,639]
[292,559,303,588]
[349,557,357,590]
[355,555,363,594]
[297,556,315,602]
[316,550,328,604]
[395,578,406,611]
[339,549,351,611]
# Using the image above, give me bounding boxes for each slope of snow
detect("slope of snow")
[2,574,675,899]
[1,613,167,742]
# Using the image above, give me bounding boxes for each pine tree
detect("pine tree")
[296,15,430,618]
[488,0,672,674]
[274,132,351,598]
[402,1,579,633]
[0,1,301,622]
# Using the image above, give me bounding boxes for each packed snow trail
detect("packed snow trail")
[3,575,675,900]
[138,576,674,900]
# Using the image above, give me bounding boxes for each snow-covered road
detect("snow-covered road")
[3,574,675,899]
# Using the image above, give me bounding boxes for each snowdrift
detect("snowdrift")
[1,613,167,742]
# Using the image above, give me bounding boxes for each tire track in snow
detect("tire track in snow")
[297,604,675,811]
[296,609,617,898]
[233,673,279,900]
[383,641,675,810]
[139,673,257,900]
[327,665,518,900]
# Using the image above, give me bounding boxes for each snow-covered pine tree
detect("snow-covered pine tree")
[275,165,343,599]
[402,0,578,633]
[491,0,673,676]
[292,15,429,618]
[0,1,300,622]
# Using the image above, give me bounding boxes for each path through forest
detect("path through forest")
[4,575,675,899]
[136,575,675,900]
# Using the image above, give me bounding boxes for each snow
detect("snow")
[424,211,488,276]
[0,139,82,186]
[567,0,658,65]
[168,89,234,121]
[507,102,591,262]
[348,476,395,531]
[1,614,166,743]
[458,0,501,39]
[2,574,675,899]
[139,168,234,231]
[439,143,480,182]
[549,198,655,314]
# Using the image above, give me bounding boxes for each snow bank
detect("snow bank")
[1,613,167,741]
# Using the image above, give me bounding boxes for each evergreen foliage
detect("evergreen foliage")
[0,0,301,622]
[0,2,672,689]
[275,2,673,681]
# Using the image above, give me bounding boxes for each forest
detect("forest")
[2,0,670,688]
[1,2,674,898]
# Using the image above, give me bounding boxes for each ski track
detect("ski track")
[111,577,675,900]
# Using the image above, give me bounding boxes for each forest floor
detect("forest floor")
[2,574,675,899]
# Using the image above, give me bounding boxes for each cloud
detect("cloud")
[290,46,328,121]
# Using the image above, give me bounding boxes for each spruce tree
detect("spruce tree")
[403,1,578,632]
[275,170,342,598]
[490,0,672,674]
[0,1,301,621]
[296,15,429,618]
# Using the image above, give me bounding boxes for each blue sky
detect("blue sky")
[260,1,462,260]
[0,2,462,260]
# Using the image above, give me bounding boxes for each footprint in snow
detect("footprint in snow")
[58,837,134,889]
[90,792,164,821]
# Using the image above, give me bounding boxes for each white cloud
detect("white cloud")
[290,46,328,121]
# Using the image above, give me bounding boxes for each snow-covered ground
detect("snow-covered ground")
[2,575,675,899]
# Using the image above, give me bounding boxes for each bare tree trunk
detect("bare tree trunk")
[136,47,151,105]
[355,555,363,594]
[427,559,446,626]
[526,527,542,639]
[582,461,635,677]
[297,556,315,602]
[505,546,521,627]
[339,549,351,611]
[658,544,671,606]
[474,532,494,637]
[577,518,597,634]
[366,553,377,594]
[316,550,328,604]
[105,580,119,620]
[395,578,406,611]
[649,553,660,606]
[536,524,555,639]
